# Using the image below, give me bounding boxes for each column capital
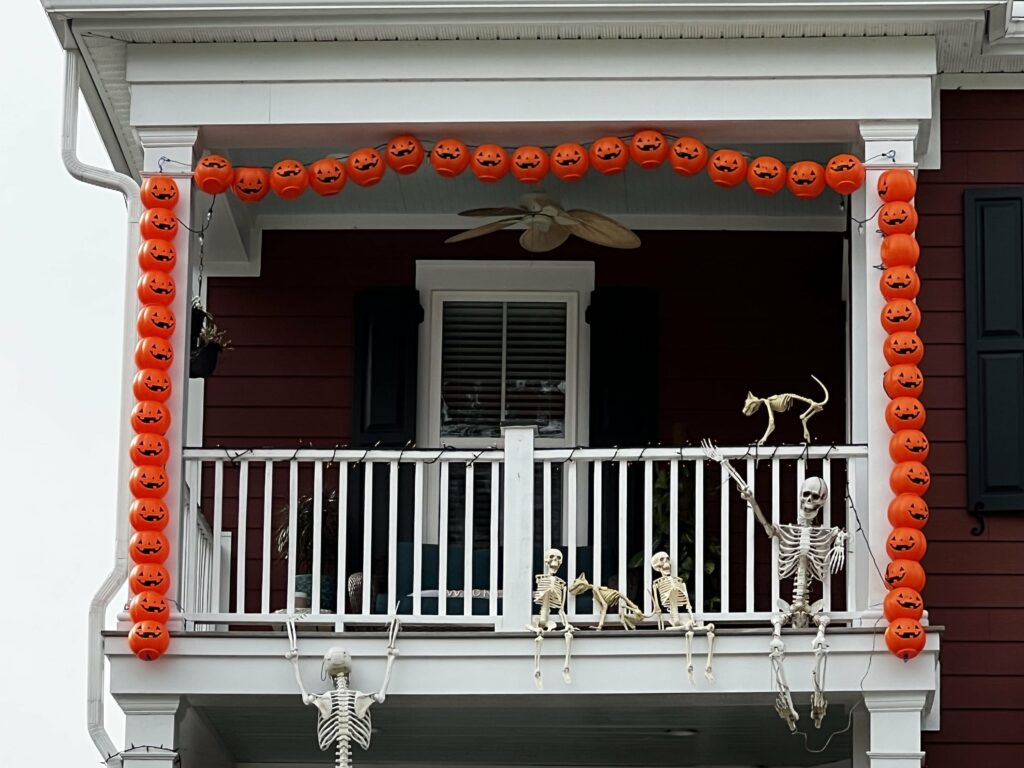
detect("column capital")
[117,694,184,716]
[859,121,919,167]
[863,691,929,713]
[138,127,199,175]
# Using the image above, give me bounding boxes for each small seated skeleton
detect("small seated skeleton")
[568,573,646,631]
[702,440,848,731]
[528,548,575,689]
[285,618,400,768]
[742,375,829,445]
[650,551,716,683]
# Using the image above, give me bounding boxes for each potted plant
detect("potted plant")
[189,303,230,379]
[275,489,340,612]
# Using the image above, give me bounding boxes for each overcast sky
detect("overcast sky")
[1,4,128,762]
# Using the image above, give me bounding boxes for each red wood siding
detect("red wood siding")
[919,90,1024,765]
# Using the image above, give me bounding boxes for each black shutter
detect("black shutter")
[352,288,423,447]
[587,287,659,447]
[964,189,1024,516]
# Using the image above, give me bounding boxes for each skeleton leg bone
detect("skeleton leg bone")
[811,614,831,728]
[562,624,575,684]
[532,630,544,690]
[685,628,695,685]
[704,624,716,681]
[770,614,799,732]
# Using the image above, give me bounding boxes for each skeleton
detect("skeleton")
[285,618,400,768]
[742,375,829,445]
[568,573,646,631]
[650,551,716,683]
[528,548,575,689]
[702,440,848,730]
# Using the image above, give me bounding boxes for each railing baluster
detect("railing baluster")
[312,461,323,615]
[186,459,200,614]
[643,459,654,614]
[388,460,399,617]
[463,462,474,617]
[361,461,373,615]
[438,461,449,617]
[287,459,298,615]
[719,462,730,614]
[567,458,578,615]
[336,462,348,624]
[489,461,499,617]
[212,461,224,613]
[822,456,833,612]
[746,457,756,613]
[618,460,628,605]
[235,460,248,614]
[771,457,781,610]
[669,459,679,580]
[261,460,273,615]
[593,462,603,593]
[542,460,552,553]
[695,458,704,613]
[413,461,424,617]
[846,457,859,614]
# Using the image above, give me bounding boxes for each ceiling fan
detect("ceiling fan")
[445,194,641,253]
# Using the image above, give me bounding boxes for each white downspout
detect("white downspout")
[61,49,142,763]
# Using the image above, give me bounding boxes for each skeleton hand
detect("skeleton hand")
[827,531,848,574]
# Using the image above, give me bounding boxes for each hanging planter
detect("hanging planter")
[189,303,231,379]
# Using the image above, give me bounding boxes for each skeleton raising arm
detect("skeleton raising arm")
[701,439,776,539]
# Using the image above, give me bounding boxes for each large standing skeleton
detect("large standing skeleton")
[528,548,575,689]
[285,618,400,768]
[702,440,848,730]
[650,551,716,683]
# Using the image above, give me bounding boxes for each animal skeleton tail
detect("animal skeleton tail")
[810,375,829,407]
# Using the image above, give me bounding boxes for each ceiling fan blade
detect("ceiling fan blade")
[457,207,528,217]
[520,222,571,252]
[564,209,642,249]
[445,216,525,244]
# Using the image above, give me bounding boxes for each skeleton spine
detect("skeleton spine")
[336,674,352,768]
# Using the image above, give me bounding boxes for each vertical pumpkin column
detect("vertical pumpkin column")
[877,169,930,661]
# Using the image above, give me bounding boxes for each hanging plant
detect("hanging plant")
[189,302,231,379]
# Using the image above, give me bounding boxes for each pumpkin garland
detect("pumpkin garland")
[878,168,929,662]
[193,133,866,201]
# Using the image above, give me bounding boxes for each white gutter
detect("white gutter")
[62,49,141,764]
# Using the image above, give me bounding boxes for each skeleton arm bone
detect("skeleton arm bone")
[369,618,402,706]
[701,440,775,538]
[285,619,317,706]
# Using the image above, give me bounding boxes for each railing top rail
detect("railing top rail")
[182,448,506,462]
[533,445,869,461]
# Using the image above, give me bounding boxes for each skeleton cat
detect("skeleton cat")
[742,375,829,445]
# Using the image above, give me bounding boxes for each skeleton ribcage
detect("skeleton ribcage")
[776,525,831,582]
[317,690,373,753]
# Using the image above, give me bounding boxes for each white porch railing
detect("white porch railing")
[179,430,867,630]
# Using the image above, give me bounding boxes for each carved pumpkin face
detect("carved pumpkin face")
[137,305,176,339]
[470,144,511,182]
[824,154,865,195]
[589,136,629,175]
[629,130,668,169]
[138,239,177,272]
[129,433,170,466]
[550,143,589,182]
[232,167,270,202]
[130,400,171,435]
[129,591,171,623]
[883,365,924,399]
[129,563,170,595]
[884,332,924,366]
[886,527,928,561]
[886,397,926,432]
[194,155,234,195]
[883,587,924,621]
[707,149,747,188]
[881,299,921,334]
[890,461,931,496]
[669,136,708,176]
[885,618,926,661]
[347,148,386,187]
[130,530,169,564]
[140,176,180,210]
[128,620,170,661]
[889,429,930,464]
[133,369,172,403]
[878,201,919,235]
[128,465,169,499]
[134,338,174,371]
[139,208,179,241]
[884,559,926,592]
[747,156,786,196]
[307,158,346,196]
[880,267,921,300]
[269,159,308,199]
[881,233,920,268]
[129,498,169,531]
[786,161,826,199]
[137,271,176,306]
[385,135,424,175]
[510,146,549,184]
[431,138,470,178]
[888,493,930,529]
[878,169,917,203]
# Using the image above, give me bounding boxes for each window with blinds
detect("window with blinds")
[440,300,568,438]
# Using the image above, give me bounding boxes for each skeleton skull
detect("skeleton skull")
[799,477,829,516]
[650,551,672,577]
[545,548,563,573]
[323,647,352,677]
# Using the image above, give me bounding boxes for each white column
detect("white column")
[138,128,199,628]
[498,425,536,631]
[119,695,182,768]
[864,692,928,768]
[851,122,919,618]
